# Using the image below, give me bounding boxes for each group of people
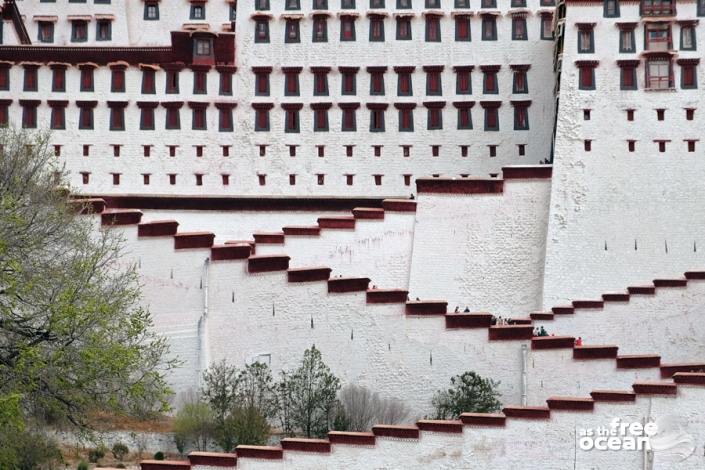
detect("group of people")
[491,315,512,325]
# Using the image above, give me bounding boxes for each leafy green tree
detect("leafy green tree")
[202,361,275,451]
[430,372,502,420]
[173,402,215,452]
[0,127,175,464]
[278,345,341,438]
[111,442,129,461]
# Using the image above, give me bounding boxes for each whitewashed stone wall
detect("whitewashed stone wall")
[407,177,551,316]
[543,1,705,306]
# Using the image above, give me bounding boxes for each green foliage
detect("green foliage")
[430,372,502,420]
[173,402,215,452]
[0,127,176,463]
[88,445,106,463]
[77,461,89,470]
[276,345,341,438]
[153,451,164,460]
[201,361,275,452]
[115,464,126,469]
[0,430,63,470]
[111,442,129,461]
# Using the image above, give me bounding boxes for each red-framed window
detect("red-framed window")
[646,59,673,89]
[645,25,672,51]
[142,69,155,93]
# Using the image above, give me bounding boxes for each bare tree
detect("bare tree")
[339,385,412,431]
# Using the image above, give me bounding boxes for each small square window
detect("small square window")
[342,0,355,8]
[314,0,328,7]
[83,145,90,156]
[195,39,211,56]
[287,0,301,9]
[585,140,592,151]
[431,145,440,156]
[373,145,382,156]
[518,144,526,156]
[143,174,151,185]
[38,22,54,43]
[222,146,231,156]
[256,0,270,9]
[259,145,267,156]
[374,174,383,185]
[347,174,355,185]
[398,0,412,7]
[285,20,301,43]
[96,21,111,41]
[170,174,177,185]
[512,18,527,40]
[81,173,90,185]
[144,3,159,20]
[481,0,496,7]
[190,5,206,20]
[488,145,497,157]
[346,145,354,156]
[511,0,526,6]
[370,18,385,41]
[681,27,696,51]
[628,140,635,152]
[619,30,635,53]
[313,18,328,42]
[687,140,696,152]
[584,109,591,120]
[460,145,468,156]
[169,146,178,157]
[72,21,88,42]
[686,108,695,120]
[317,146,325,157]
[397,18,412,40]
[482,17,497,40]
[195,174,203,186]
[223,174,230,185]
[255,21,270,43]
[604,0,620,17]
[290,174,297,185]
[403,174,412,186]
[317,174,325,185]
[578,30,594,53]
[143,145,152,157]
[370,0,385,6]
[341,18,356,41]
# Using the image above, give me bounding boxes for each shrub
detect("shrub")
[111,442,129,461]
[88,446,105,463]
[77,461,89,470]
[154,451,165,460]
[116,464,126,469]
[429,371,502,420]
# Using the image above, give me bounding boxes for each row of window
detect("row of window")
[249,101,529,132]
[3,63,530,96]
[254,65,530,96]
[581,138,699,153]
[37,19,113,43]
[255,0,555,10]
[2,100,529,132]
[0,65,235,96]
[578,22,698,55]
[581,107,696,121]
[77,172,505,187]
[576,59,699,90]
[254,14,554,43]
[59,142,528,158]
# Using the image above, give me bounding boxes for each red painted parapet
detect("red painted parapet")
[253,232,285,244]
[632,382,678,395]
[318,216,356,229]
[531,336,575,350]
[366,289,409,304]
[280,438,331,453]
[101,209,143,226]
[502,406,550,419]
[460,413,506,427]
[282,226,321,236]
[590,390,636,402]
[616,355,661,369]
[327,431,376,446]
[235,445,283,460]
[372,425,420,439]
[488,325,534,340]
[225,239,256,255]
[551,305,574,315]
[188,452,237,467]
[573,345,619,360]
[352,208,385,219]
[174,232,215,250]
[511,317,532,325]
[328,277,371,293]
[445,312,492,329]
[382,199,417,212]
[417,420,463,434]
[405,300,448,315]
[660,363,705,378]
[572,299,604,309]
[673,372,705,385]
[530,311,554,321]
[416,177,504,195]
[653,278,688,288]
[602,292,630,302]
[684,271,705,280]
[546,397,595,411]
[71,198,107,214]
[248,255,290,273]
[141,461,191,470]
[502,165,553,179]
[138,220,179,237]
[288,266,332,283]
[627,285,656,295]
[211,244,251,261]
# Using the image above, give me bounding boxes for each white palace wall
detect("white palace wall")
[543,1,705,307]
[408,171,551,316]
